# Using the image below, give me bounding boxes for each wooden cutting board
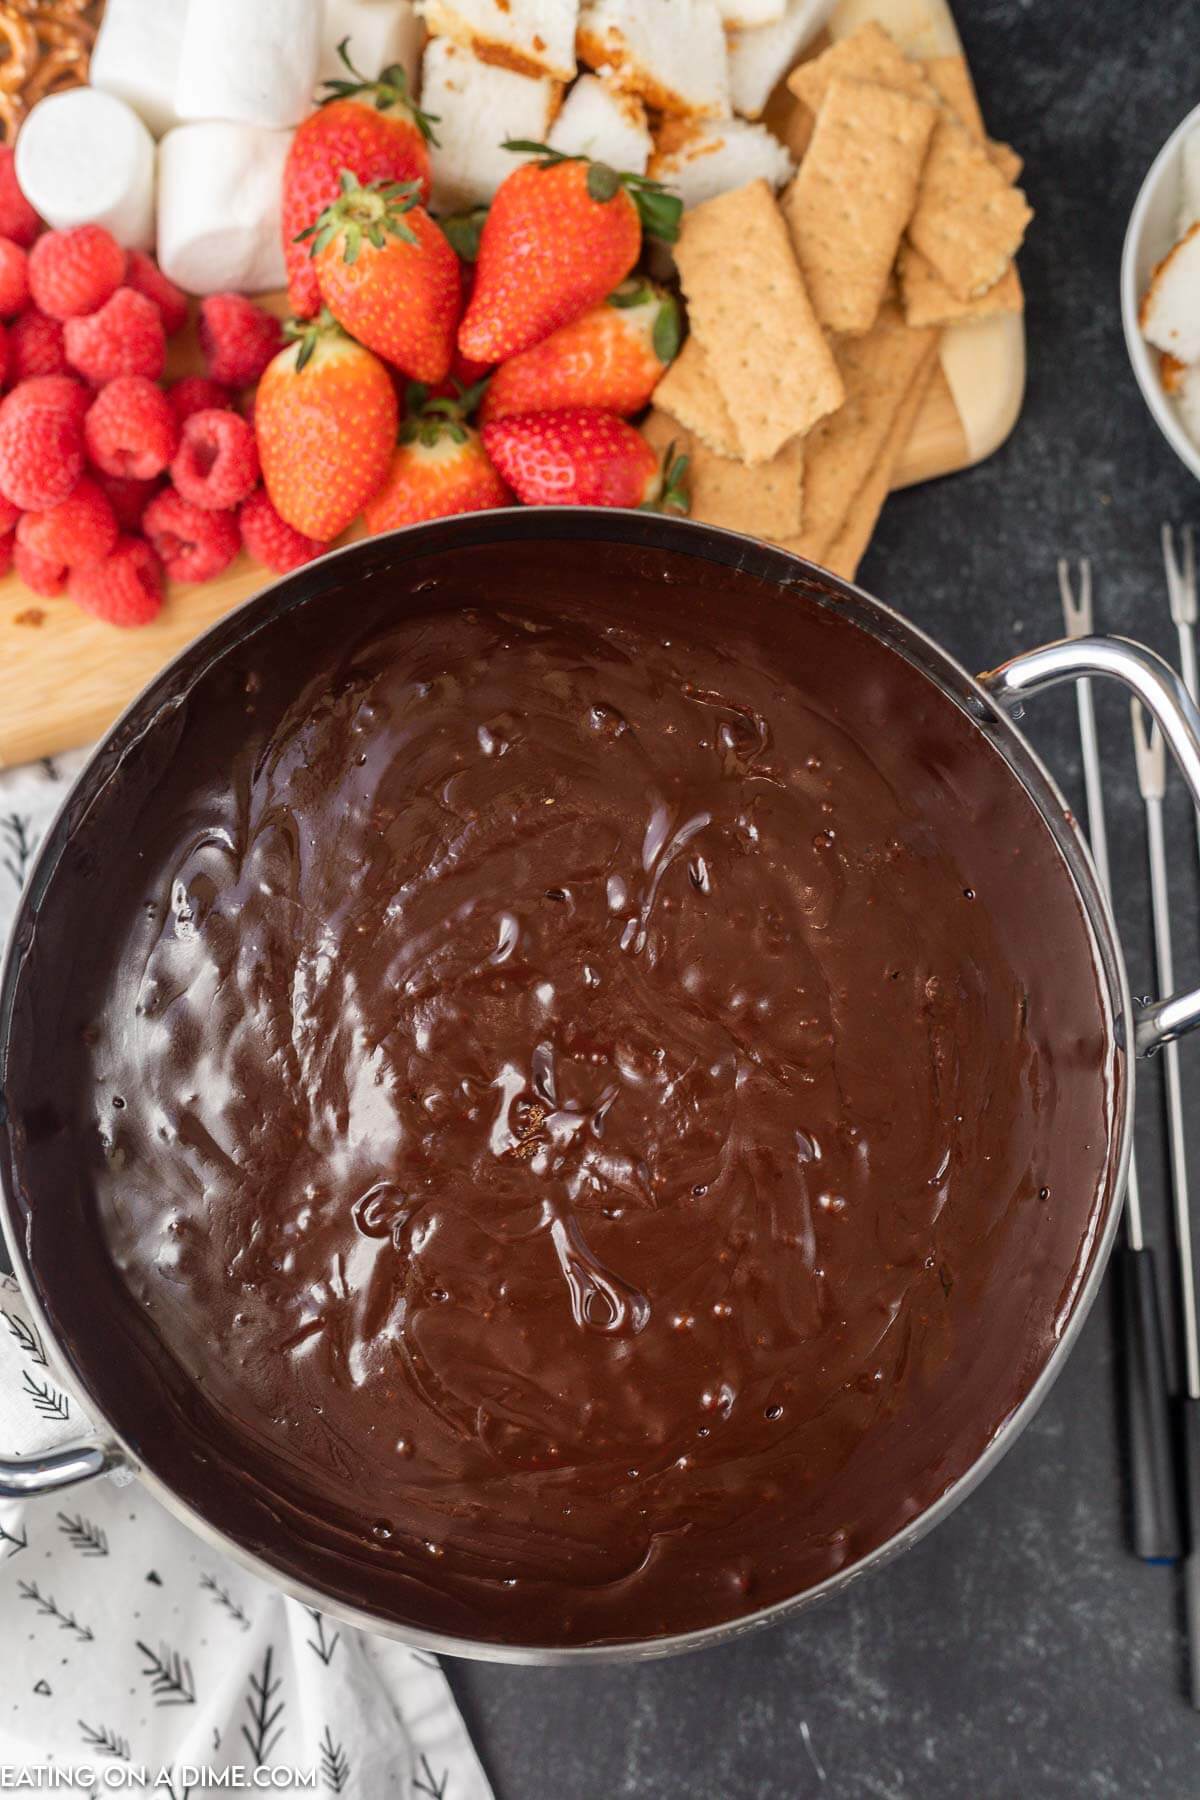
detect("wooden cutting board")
[0,0,1024,770]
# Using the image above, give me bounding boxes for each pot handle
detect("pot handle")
[978,632,1200,1057]
[0,1439,122,1498]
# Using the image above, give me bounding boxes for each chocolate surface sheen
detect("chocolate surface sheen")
[6,536,1116,1648]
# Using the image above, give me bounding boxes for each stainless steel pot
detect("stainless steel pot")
[4,509,1200,1665]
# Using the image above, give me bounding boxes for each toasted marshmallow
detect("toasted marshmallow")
[577,0,730,120]
[422,38,561,212]
[176,0,321,131]
[158,122,293,294]
[319,0,423,88]
[547,74,652,173]
[416,0,577,82]
[15,89,156,248]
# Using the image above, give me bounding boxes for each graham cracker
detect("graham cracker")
[988,139,1024,184]
[907,114,1032,300]
[796,301,939,560]
[781,76,936,336]
[787,21,926,113]
[674,180,844,463]
[652,337,742,458]
[898,241,1023,328]
[643,406,805,540]
[821,345,938,581]
[920,55,1023,181]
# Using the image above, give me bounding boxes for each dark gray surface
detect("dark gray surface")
[446,5,1200,1795]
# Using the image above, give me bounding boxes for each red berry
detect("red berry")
[94,470,162,530]
[0,238,28,317]
[64,288,165,384]
[29,224,126,320]
[197,294,282,387]
[0,147,41,249]
[18,475,118,568]
[0,319,8,387]
[124,251,188,336]
[0,402,83,509]
[0,493,18,533]
[5,373,90,427]
[171,408,259,512]
[69,534,164,627]
[14,537,66,596]
[167,375,233,429]
[0,528,12,575]
[8,309,66,380]
[143,488,240,582]
[84,376,178,479]
[239,487,329,573]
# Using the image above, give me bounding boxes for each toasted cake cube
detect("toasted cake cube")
[1141,222,1200,365]
[1177,360,1200,450]
[416,0,577,82]
[716,0,786,26]
[577,0,730,120]
[547,72,652,172]
[1180,126,1200,238]
[649,116,794,210]
[782,76,935,335]
[727,0,831,119]
[422,38,561,211]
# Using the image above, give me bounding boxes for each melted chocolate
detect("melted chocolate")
[4,536,1116,1648]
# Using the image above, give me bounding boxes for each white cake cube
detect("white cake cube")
[176,0,321,131]
[1179,126,1200,239]
[716,0,786,25]
[15,89,156,248]
[158,122,293,294]
[577,0,730,120]
[417,0,577,82]
[547,74,652,173]
[422,38,561,212]
[1141,223,1200,366]
[649,118,794,209]
[727,0,833,118]
[89,0,189,137]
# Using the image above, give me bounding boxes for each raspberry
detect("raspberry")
[0,402,83,509]
[239,487,329,574]
[84,376,177,479]
[197,293,282,387]
[14,538,66,596]
[124,250,188,336]
[8,309,66,380]
[171,408,259,511]
[0,147,41,248]
[64,288,166,384]
[0,238,28,316]
[69,535,164,627]
[0,319,8,387]
[29,224,126,320]
[0,493,19,534]
[0,528,12,576]
[18,475,118,568]
[94,471,162,531]
[6,373,91,427]
[143,488,240,583]
[167,375,233,429]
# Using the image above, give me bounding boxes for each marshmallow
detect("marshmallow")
[158,123,293,295]
[176,0,321,131]
[15,89,156,249]
[319,0,423,88]
[89,0,189,137]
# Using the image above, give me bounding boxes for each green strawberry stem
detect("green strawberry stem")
[642,443,690,516]
[441,207,490,264]
[283,307,352,373]
[501,140,683,244]
[400,377,490,447]
[319,36,440,144]
[298,169,422,263]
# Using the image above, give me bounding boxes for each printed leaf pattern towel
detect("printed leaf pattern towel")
[0,754,493,1798]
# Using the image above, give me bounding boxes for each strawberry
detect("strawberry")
[282,40,437,319]
[363,382,509,533]
[255,309,398,540]
[482,407,689,510]
[459,144,681,365]
[481,278,681,424]
[304,173,460,385]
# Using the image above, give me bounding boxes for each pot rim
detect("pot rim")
[0,508,1133,1664]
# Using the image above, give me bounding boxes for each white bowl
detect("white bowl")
[1121,100,1200,482]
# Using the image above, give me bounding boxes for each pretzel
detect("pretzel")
[0,0,97,139]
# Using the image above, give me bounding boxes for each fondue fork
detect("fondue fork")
[1132,699,1200,1707]
[1058,558,1181,1563]
[1163,525,1200,869]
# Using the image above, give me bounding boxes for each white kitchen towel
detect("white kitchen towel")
[0,753,493,1798]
